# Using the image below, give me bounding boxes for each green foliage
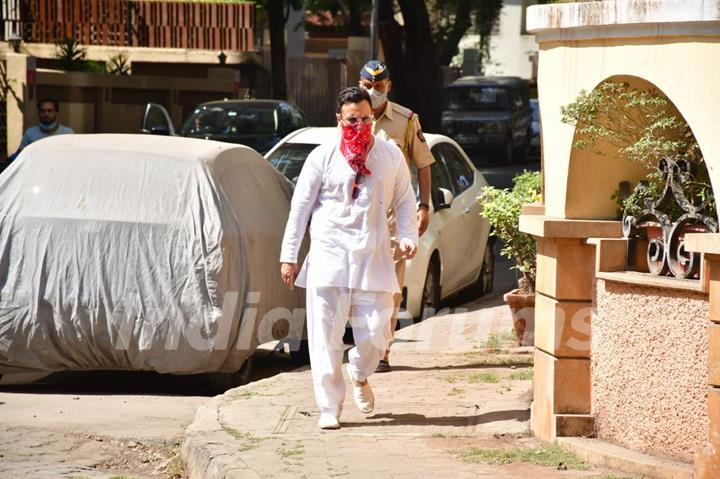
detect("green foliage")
[54,38,105,73]
[457,443,588,469]
[472,0,503,71]
[611,170,667,220]
[468,372,500,384]
[107,53,131,75]
[509,370,533,380]
[482,330,517,349]
[304,1,503,69]
[447,386,465,396]
[561,81,697,168]
[478,170,541,292]
[561,81,712,219]
[54,38,87,71]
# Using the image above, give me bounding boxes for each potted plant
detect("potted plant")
[478,170,541,346]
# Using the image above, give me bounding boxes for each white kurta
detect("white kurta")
[280,136,418,293]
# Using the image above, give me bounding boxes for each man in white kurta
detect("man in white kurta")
[280,87,418,429]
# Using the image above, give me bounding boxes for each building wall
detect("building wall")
[528,4,720,219]
[485,0,537,79]
[523,3,720,473]
[593,279,709,462]
[4,64,238,155]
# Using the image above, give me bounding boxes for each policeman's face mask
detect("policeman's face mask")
[360,80,390,110]
[367,88,387,109]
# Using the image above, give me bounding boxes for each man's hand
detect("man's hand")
[416,165,431,237]
[281,263,298,289]
[400,238,417,260]
[417,208,429,237]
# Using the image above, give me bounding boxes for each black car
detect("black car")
[441,76,533,164]
[142,100,310,154]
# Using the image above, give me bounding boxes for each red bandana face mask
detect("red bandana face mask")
[340,121,372,177]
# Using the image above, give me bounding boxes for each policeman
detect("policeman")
[359,60,434,373]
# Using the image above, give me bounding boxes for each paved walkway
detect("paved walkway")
[181,295,627,479]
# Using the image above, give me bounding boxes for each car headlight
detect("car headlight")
[485,122,506,134]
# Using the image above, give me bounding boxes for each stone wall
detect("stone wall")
[593,279,709,462]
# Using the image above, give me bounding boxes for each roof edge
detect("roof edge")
[527,0,720,34]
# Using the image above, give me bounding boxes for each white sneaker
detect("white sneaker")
[346,363,374,414]
[318,412,340,429]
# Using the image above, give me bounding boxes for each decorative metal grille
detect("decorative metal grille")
[1,0,255,51]
[623,158,718,279]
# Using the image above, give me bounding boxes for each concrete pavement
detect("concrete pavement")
[180,295,625,479]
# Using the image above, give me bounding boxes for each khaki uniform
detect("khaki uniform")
[373,101,434,342]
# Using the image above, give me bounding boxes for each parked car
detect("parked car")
[0,134,305,388]
[530,98,540,154]
[265,127,494,320]
[441,76,533,165]
[142,99,310,154]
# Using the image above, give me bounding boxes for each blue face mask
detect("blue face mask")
[40,121,58,131]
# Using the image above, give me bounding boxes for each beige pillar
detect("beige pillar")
[519,215,622,441]
[679,235,720,479]
[4,52,28,156]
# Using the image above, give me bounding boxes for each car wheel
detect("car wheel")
[466,238,496,300]
[419,258,441,321]
[479,238,495,296]
[206,355,254,394]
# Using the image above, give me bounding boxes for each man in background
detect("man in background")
[14,98,74,157]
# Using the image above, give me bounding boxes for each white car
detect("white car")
[265,127,494,320]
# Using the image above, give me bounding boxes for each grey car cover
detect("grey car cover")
[0,134,303,375]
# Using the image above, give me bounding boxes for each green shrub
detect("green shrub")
[561,80,712,219]
[478,170,541,293]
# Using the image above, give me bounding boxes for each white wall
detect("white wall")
[485,0,538,79]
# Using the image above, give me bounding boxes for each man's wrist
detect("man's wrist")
[417,202,429,211]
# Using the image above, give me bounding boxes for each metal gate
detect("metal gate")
[287,57,348,127]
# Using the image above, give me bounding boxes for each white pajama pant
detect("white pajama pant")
[307,287,395,416]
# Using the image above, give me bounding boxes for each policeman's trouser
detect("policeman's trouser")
[389,258,406,344]
[387,208,406,359]
[307,287,394,416]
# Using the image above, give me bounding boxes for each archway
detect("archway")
[563,75,710,221]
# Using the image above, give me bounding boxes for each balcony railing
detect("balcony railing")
[623,158,718,280]
[1,0,254,51]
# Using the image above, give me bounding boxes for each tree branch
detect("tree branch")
[438,2,472,66]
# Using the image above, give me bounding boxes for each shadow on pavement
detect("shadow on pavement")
[340,409,530,428]
[389,362,531,372]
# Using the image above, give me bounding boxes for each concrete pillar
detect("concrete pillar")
[519,215,622,442]
[692,255,720,478]
[4,52,27,157]
[677,236,720,479]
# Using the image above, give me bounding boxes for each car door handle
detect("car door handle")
[463,208,471,215]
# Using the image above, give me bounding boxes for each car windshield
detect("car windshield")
[267,143,318,184]
[181,104,278,136]
[268,141,421,198]
[444,86,511,112]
